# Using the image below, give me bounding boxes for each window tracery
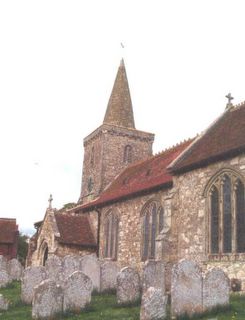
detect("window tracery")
[141,201,164,260]
[103,210,119,260]
[208,170,245,254]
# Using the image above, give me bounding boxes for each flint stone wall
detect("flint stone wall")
[203,268,230,311]
[174,155,245,288]
[32,279,63,320]
[171,259,203,317]
[117,267,141,304]
[63,271,93,313]
[21,266,47,304]
[81,254,100,291]
[140,287,167,320]
[142,260,165,294]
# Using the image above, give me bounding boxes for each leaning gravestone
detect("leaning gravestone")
[140,287,168,320]
[0,255,10,288]
[63,255,81,280]
[100,261,119,292]
[0,294,9,310]
[45,255,64,285]
[63,271,93,313]
[203,268,230,311]
[8,258,23,281]
[117,267,141,305]
[32,279,63,320]
[142,260,165,294]
[171,259,203,317]
[21,266,47,304]
[81,254,100,292]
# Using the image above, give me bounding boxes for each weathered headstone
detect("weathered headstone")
[142,260,165,294]
[0,294,9,310]
[81,254,100,292]
[0,255,10,288]
[63,255,81,280]
[117,267,141,305]
[45,255,63,285]
[171,259,203,317]
[21,266,47,304]
[63,271,93,313]
[100,260,119,292]
[32,279,63,319]
[8,258,23,281]
[203,268,230,311]
[140,287,167,320]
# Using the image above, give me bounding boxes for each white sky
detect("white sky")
[1,0,245,233]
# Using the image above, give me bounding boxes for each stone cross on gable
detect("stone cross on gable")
[225,93,234,110]
[48,194,53,209]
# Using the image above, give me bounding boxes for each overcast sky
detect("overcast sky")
[1,0,245,233]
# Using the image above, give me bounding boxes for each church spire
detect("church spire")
[103,59,135,129]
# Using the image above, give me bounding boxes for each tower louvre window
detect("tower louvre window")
[123,145,132,163]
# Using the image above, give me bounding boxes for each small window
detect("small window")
[90,146,94,167]
[87,177,94,193]
[123,145,132,163]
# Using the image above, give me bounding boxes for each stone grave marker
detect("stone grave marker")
[117,266,141,305]
[8,258,23,281]
[171,259,203,317]
[140,287,167,320]
[100,260,119,292]
[21,266,47,304]
[142,260,165,294]
[63,271,93,313]
[32,279,63,319]
[81,254,100,292]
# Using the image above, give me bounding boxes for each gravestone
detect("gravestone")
[63,271,93,313]
[0,294,9,310]
[21,266,47,304]
[100,260,119,292]
[171,259,202,317]
[8,258,23,281]
[140,287,167,320]
[203,268,230,311]
[142,260,165,294]
[63,255,81,280]
[45,255,63,285]
[117,267,141,304]
[32,279,63,319]
[0,255,10,288]
[81,254,100,292]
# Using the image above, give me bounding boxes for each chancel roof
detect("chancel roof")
[169,102,245,174]
[0,218,18,244]
[77,139,193,211]
[54,213,96,247]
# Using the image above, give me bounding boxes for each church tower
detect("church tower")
[80,59,154,204]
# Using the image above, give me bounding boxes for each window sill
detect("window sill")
[208,253,245,262]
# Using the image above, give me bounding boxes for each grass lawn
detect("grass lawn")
[1,282,245,319]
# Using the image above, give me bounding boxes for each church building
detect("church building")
[29,60,245,289]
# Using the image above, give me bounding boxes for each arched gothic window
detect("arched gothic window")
[104,211,119,260]
[123,145,132,164]
[208,170,245,254]
[141,201,164,261]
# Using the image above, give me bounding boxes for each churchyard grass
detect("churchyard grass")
[1,282,245,319]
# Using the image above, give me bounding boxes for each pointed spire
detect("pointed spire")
[103,59,135,129]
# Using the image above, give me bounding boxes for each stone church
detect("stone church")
[28,60,245,288]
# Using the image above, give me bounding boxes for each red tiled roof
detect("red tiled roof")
[78,139,193,211]
[0,218,18,244]
[54,213,96,247]
[169,103,245,173]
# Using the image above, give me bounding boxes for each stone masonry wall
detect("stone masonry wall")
[173,154,245,285]
[99,188,174,274]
